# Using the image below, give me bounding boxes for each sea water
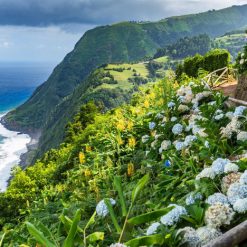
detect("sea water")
[0,61,54,191]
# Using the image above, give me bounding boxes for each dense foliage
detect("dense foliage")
[154,34,211,59]
[4,4,247,161]
[0,65,247,246]
[176,49,230,78]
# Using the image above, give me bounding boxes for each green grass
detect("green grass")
[153,56,169,63]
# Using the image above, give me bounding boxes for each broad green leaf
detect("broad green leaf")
[128,207,174,225]
[114,176,127,217]
[86,232,104,242]
[131,174,149,204]
[84,211,96,231]
[125,234,164,247]
[0,232,6,247]
[60,215,83,233]
[26,222,56,247]
[63,209,81,247]
[104,199,121,233]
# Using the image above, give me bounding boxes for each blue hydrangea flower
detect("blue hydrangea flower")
[160,204,187,226]
[240,170,247,185]
[146,222,161,235]
[227,183,247,205]
[149,122,156,130]
[211,158,230,175]
[234,106,246,116]
[204,141,210,148]
[174,141,185,151]
[206,193,229,206]
[164,160,171,168]
[172,123,183,135]
[167,101,175,108]
[233,198,247,213]
[171,117,178,122]
[185,192,203,205]
[184,135,197,147]
[96,198,116,217]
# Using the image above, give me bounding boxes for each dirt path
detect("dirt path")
[215,80,237,97]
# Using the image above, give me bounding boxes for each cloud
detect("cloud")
[0,0,246,26]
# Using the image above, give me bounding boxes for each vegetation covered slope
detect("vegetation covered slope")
[1,71,247,246]
[4,4,247,136]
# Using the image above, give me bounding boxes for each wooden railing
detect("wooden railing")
[202,67,238,88]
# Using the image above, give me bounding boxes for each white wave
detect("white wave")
[0,114,31,191]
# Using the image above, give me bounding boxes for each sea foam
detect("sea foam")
[0,114,30,191]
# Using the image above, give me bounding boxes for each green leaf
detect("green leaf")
[0,232,6,247]
[86,232,104,243]
[84,211,96,231]
[131,174,149,204]
[104,199,121,233]
[125,234,164,247]
[60,215,83,233]
[128,207,174,225]
[26,222,56,247]
[114,176,127,217]
[63,209,81,247]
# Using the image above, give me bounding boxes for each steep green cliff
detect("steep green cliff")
[4,4,247,158]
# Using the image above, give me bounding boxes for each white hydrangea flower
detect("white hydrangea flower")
[233,198,247,213]
[240,58,245,65]
[240,170,247,185]
[171,116,178,122]
[172,123,183,135]
[205,203,235,228]
[141,135,149,143]
[159,140,171,153]
[237,131,247,142]
[156,113,164,119]
[196,167,216,180]
[206,193,229,206]
[221,172,242,193]
[173,140,185,151]
[185,192,203,205]
[224,163,239,173]
[146,222,161,235]
[178,227,200,247]
[220,116,241,139]
[160,204,187,226]
[234,106,246,117]
[151,140,158,149]
[211,158,230,175]
[109,244,127,247]
[225,111,234,119]
[196,226,222,245]
[178,104,190,113]
[214,114,224,121]
[168,101,175,108]
[241,53,245,58]
[96,198,116,217]
[204,140,210,148]
[227,182,247,205]
[208,101,216,106]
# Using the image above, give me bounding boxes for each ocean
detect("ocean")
[0,61,55,191]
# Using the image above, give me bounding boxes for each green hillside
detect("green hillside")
[4,4,247,158]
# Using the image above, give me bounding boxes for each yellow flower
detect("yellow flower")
[128,137,136,148]
[127,121,134,130]
[116,135,124,145]
[84,168,91,177]
[79,152,86,164]
[116,120,125,131]
[127,162,135,177]
[144,100,149,108]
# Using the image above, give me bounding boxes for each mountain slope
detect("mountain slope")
[4,4,247,157]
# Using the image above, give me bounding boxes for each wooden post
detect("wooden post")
[203,220,247,247]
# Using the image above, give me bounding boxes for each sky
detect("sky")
[0,0,247,63]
